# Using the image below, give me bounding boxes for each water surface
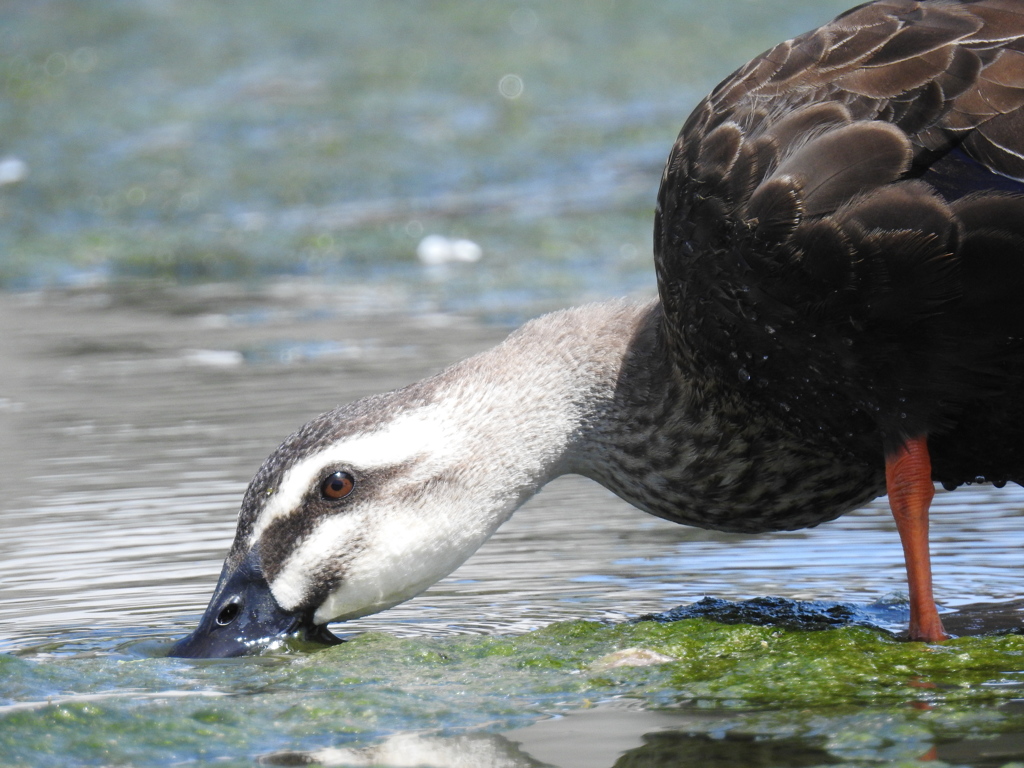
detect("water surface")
[2,290,1023,768]
[1,1,1023,766]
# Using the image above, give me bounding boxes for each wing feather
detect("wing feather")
[654,0,1024,444]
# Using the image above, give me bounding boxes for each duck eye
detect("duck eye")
[321,470,355,500]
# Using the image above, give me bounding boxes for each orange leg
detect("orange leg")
[885,436,948,642]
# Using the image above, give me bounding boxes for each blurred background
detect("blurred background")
[0,0,849,319]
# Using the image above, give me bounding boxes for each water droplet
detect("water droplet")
[974,475,986,484]
[765,325,777,335]
[994,479,1007,488]
[498,73,525,99]
[729,351,739,361]
[738,368,751,383]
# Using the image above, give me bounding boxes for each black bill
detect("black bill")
[168,554,342,658]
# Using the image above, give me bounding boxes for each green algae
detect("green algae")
[609,620,1024,706]
[338,619,1024,710]
[3,618,1022,766]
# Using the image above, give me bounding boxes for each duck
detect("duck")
[170,0,1024,658]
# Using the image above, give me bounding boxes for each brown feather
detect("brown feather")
[655,0,1024,448]
[770,24,832,85]
[726,136,768,204]
[979,48,1024,87]
[968,2,1024,43]
[766,121,912,216]
[934,46,983,100]
[695,122,744,187]
[972,76,1024,113]
[791,218,857,288]
[819,6,903,70]
[860,229,961,323]
[839,45,956,97]
[966,108,1024,179]
[760,102,852,147]
[745,175,804,243]
[885,80,947,133]
[713,42,791,111]
[953,191,1024,239]
[835,180,958,247]
[869,13,980,66]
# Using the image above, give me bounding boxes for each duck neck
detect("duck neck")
[449,296,880,537]
[437,298,672,525]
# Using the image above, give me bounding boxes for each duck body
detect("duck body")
[657,0,1024,490]
[170,0,1024,658]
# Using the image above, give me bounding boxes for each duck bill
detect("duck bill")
[168,555,341,658]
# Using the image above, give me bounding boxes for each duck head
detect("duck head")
[167,303,655,658]
[171,400,498,656]
[167,340,583,658]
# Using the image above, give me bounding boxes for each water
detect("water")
[0,0,848,307]
[3,288,1024,767]
[1,1,1023,766]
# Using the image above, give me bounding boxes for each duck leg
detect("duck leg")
[884,435,948,642]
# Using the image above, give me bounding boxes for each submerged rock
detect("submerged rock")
[637,596,907,634]
[590,647,676,671]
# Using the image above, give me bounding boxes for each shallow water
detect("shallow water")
[1,0,1024,766]
[0,0,854,309]
[2,289,1022,651]
[2,289,1023,767]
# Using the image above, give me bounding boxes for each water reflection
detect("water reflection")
[260,697,1024,768]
